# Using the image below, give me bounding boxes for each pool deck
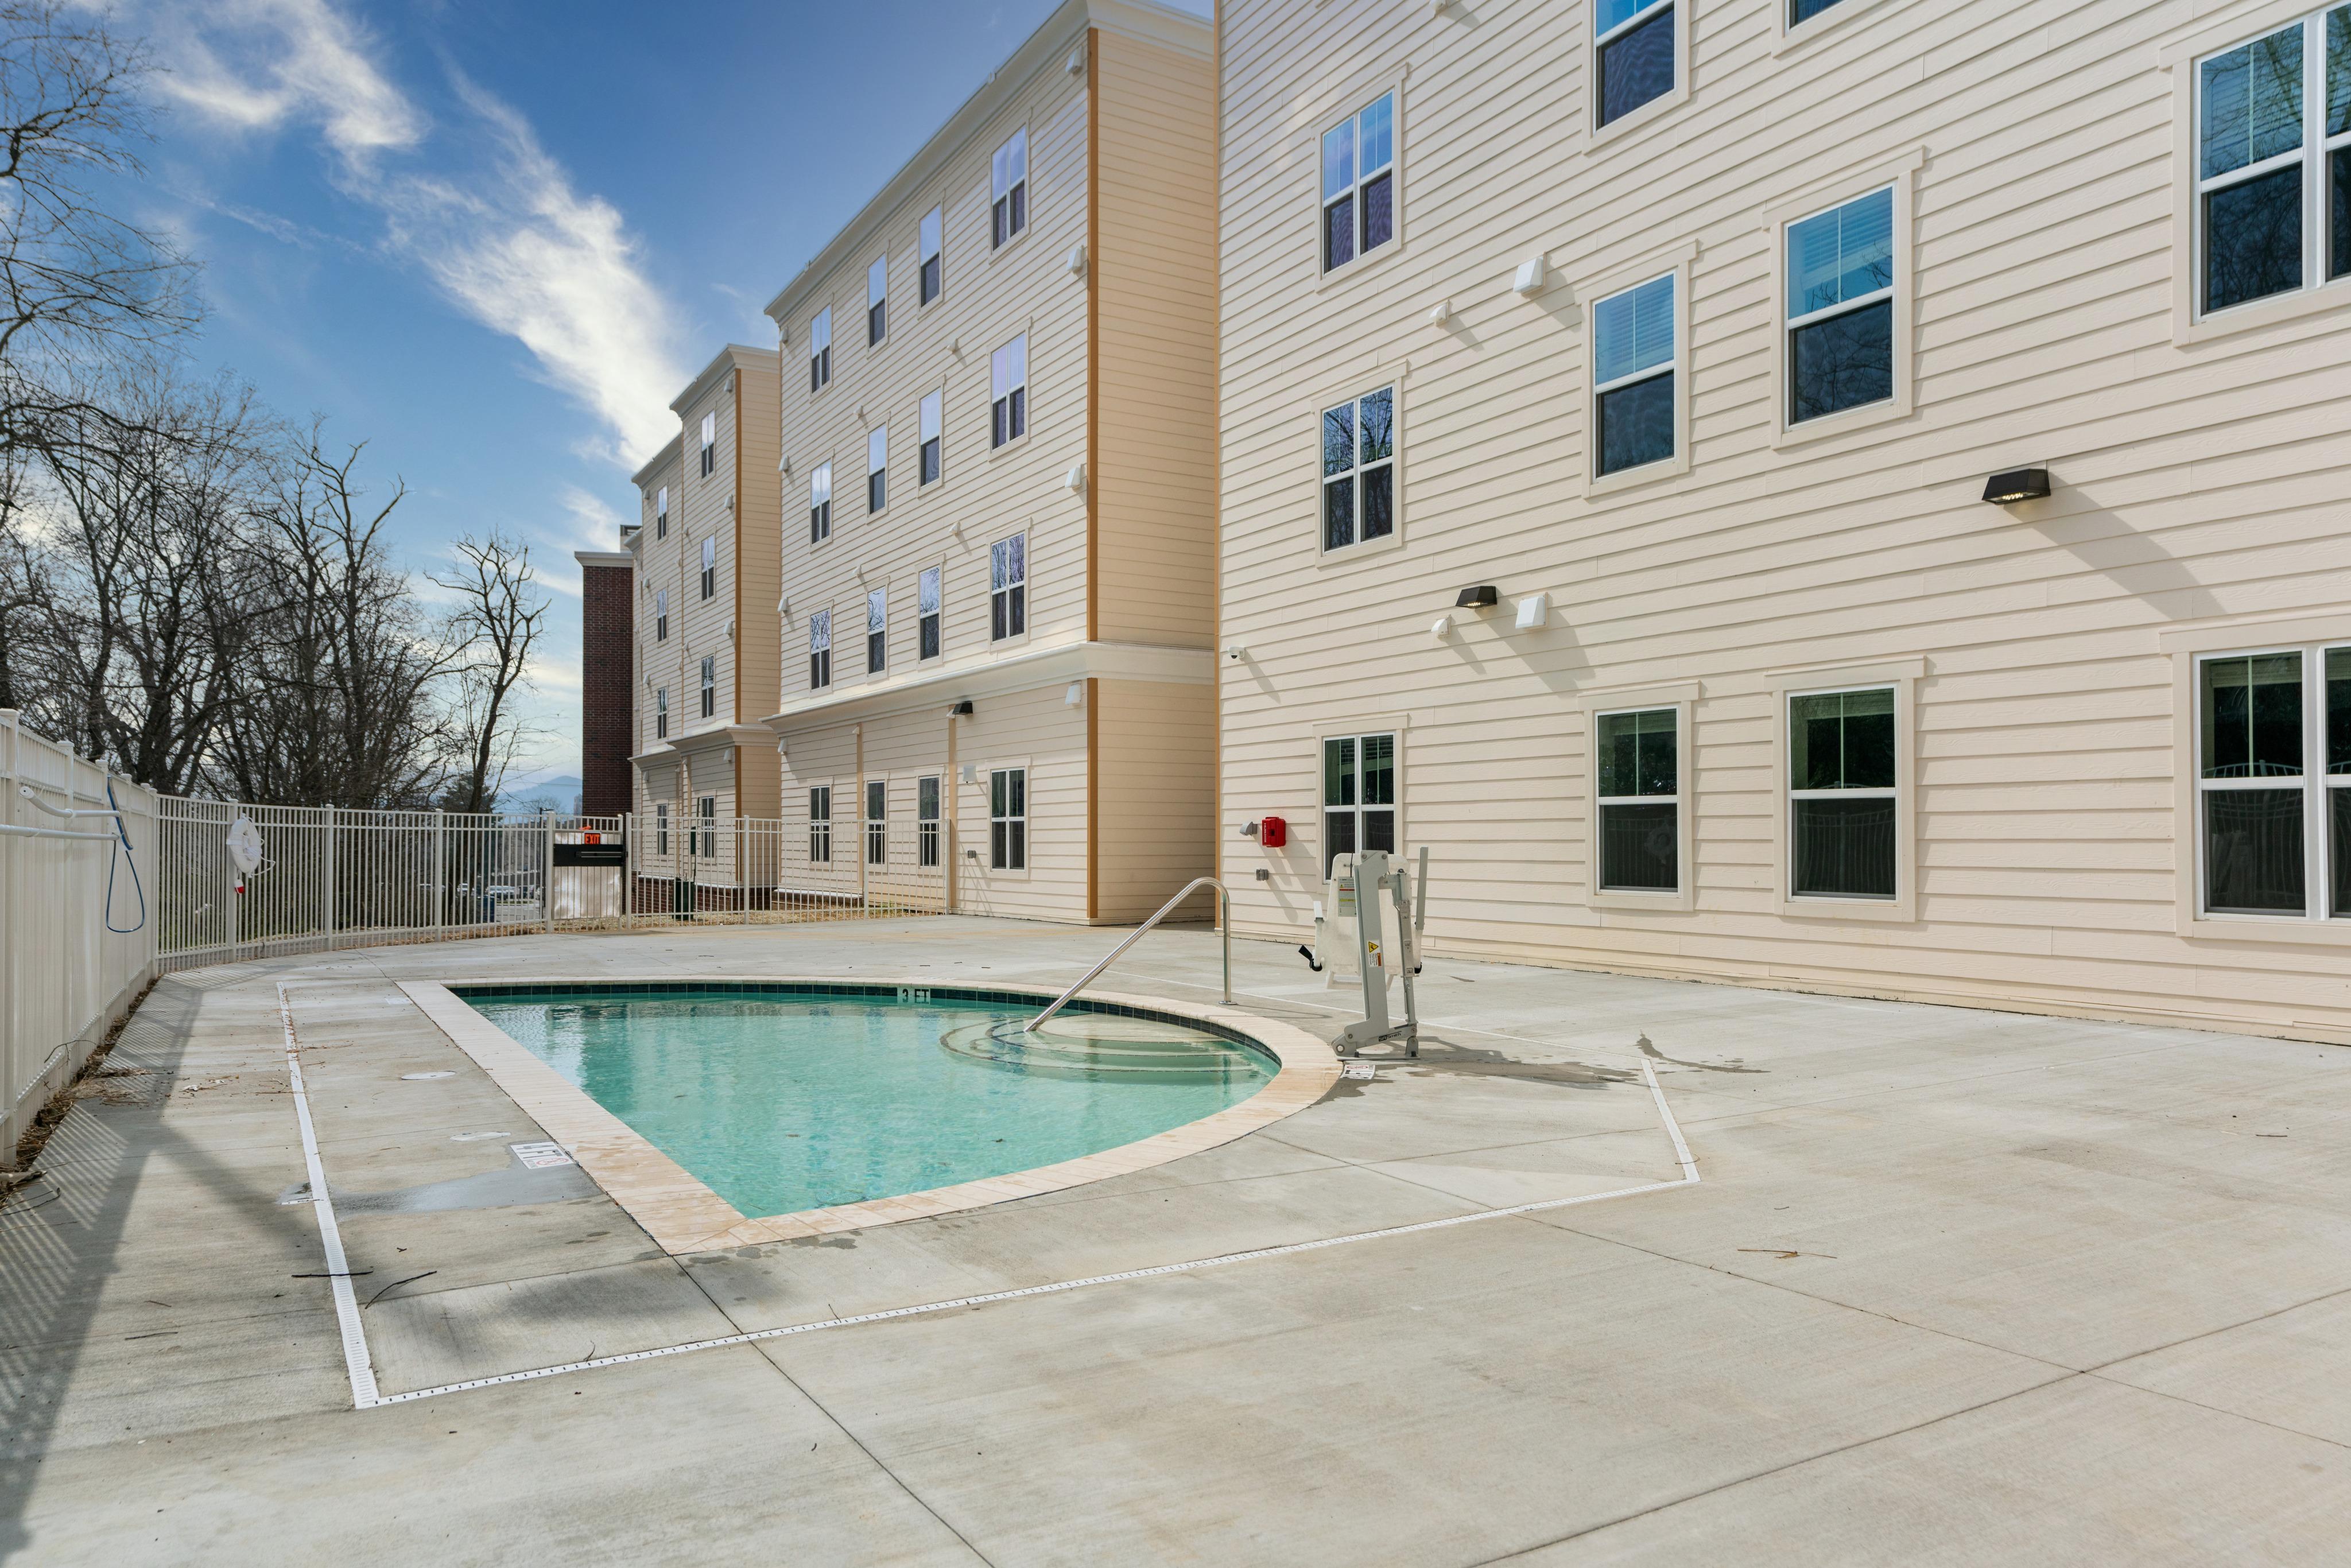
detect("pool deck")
[6,917,2351,1563]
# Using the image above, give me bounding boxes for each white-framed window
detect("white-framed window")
[866,778,887,865]
[1791,0,1849,24]
[918,775,941,867]
[867,253,888,346]
[1322,732,1396,876]
[919,389,942,485]
[992,127,1027,248]
[654,587,668,641]
[1320,385,1394,552]
[809,306,832,392]
[699,655,715,719]
[654,484,668,538]
[1784,185,1895,426]
[990,767,1026,870]
[655,801,670,856]
[867,424,887,514]
[808,609,832,690]
[2193,646,2351,919]
[866,587,887,674]
[990,334,1027,448]
[698,412,716,477]
[699,536,716,600]
[694,795,716,859]
[1787,686,1898,902]
[920,204,943,304]
[1321,91,1395,274]
[1595,707,1679,892]
[990,533,1025,641]
[809,461,832,545]
[654,685,668,740]
[1595,0,1677,129]
[918,565,942,659]
[1592,271,1676,476]
[2191,7,2351,319]
[809,785,832,863]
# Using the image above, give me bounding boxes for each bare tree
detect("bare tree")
[434,531,547,814]
[0,3,197,453]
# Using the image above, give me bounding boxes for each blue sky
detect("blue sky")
[116,0,1206,788]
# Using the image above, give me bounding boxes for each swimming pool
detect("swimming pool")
[459,985,1273,1220]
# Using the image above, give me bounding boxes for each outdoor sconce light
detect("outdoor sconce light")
[1455,585,1500,610]
[1225,645,1247,661]
[948,700,974,716]
[1982,467,2051,504]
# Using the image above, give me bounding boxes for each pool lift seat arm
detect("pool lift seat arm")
[1029,877,1231,1033]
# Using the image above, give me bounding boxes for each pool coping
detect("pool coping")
[395,976,1341,1256]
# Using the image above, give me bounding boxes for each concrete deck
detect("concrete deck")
[6,917,2351,1564]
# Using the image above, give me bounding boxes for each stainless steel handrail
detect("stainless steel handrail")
[1029,876,1230,1031]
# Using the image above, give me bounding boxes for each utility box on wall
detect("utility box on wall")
[1259,816,1287,849]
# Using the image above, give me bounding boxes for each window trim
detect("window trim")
[1312,76,1407,293]
[867,423,888,515]
[1772,0,1892,55]
[697,412,716,478]
[1316,381,1400,560]
[988,329,1030,455]
[1309,372,1405,565]
[1577,243,1696,498]
[1766,658,1922,923]
[807,783,833,865]
[699,536,716,601]
[698,655,716,721]
[864,775,889,867]
[653,587,668,642]
[918,385,944,488]
[986,764,1030,875]
[988,531,1028,645]
[693,795,717,860]
[653,484,668,539]
[2163,614,2351,944]
[2166,2,2351,343]
[990,125,1030,255]
[866,252,889,350]
[917,773,944,869]
[1577,681,1700,911]
[1764,150,1920,448]
[866,585,887,678]
[809,460,833,547]
[1585,0,1690,149]
[917,562,944,662]
[808,306,833,395]
[654,685,668,741]
[808,607,833,692]
[1312,719,1407,880]
[918,203,945,309]
[654,800,670,858]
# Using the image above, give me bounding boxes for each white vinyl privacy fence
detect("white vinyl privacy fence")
[2,711,157,1156]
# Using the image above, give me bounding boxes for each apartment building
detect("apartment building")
[1216,0,2351,1042]
[627,345,783,889]
[761,0,1218,924]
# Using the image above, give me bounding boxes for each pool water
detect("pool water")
[465,988,1271,1218]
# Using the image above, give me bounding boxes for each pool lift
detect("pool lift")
[1305,848,1427,1059]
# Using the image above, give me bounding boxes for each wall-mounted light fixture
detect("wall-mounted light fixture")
[1455,585,1500,610]
[948,700,974,716]
[1981,466,2051,504]
[1224,645,1247,661]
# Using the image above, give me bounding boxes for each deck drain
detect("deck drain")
[400,1072,456,1081]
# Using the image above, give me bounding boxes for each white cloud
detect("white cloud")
[139,0,685,465]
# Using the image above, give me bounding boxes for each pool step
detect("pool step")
[938,1018,1260,1082]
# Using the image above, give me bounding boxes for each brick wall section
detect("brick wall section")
[577,552,635,817]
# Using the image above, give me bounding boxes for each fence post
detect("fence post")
[433,809,446,939]
[623,811,635,932]
[542,810,556,935]
[321,804,336,952]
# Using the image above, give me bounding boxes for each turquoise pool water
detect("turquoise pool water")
[463,987,1271,1218]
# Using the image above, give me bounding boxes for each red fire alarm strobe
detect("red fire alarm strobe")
[1259,815,1287,848]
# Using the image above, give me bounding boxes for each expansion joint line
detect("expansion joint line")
[280,996,1697,1412]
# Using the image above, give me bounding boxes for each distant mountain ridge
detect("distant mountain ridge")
[493,774,583,813]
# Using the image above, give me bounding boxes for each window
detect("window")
[918,566,941,659]
[698,412,716,478]
[2194,646,2351,918]
[809,307,832,392]
[808,610,831,690]
[1322,732,1396,876]
[654,484,668,539]
[1785,186,1895,425]
[866,779,887,865]
[920,205,943,304]
[655,801,669,856]
[1596,0,1675,128]
[1596,708,1678,892]
[990,767,1026,870]
[1789,688,1897,900]
[655,685,668,740]
[990,533,1025,641]
[695,795,716,859]
[867,254,888,346]
[918,775,941,867]
[920,389,942,485]
[699,536,716,600]
[992,127,1027,248]
[1320,386,1394,552]
[809,462,832,544]
[866,587,887,674]
[654,587,668,642]
[990,334,1027,448]
[1321,91,1395,273]
[699,655,715,720]
[1791,0,1848,24]
[2194,7,2351,317]
[867,424,887,514]
[1593,272,1675,476]
[809,786,832,863]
